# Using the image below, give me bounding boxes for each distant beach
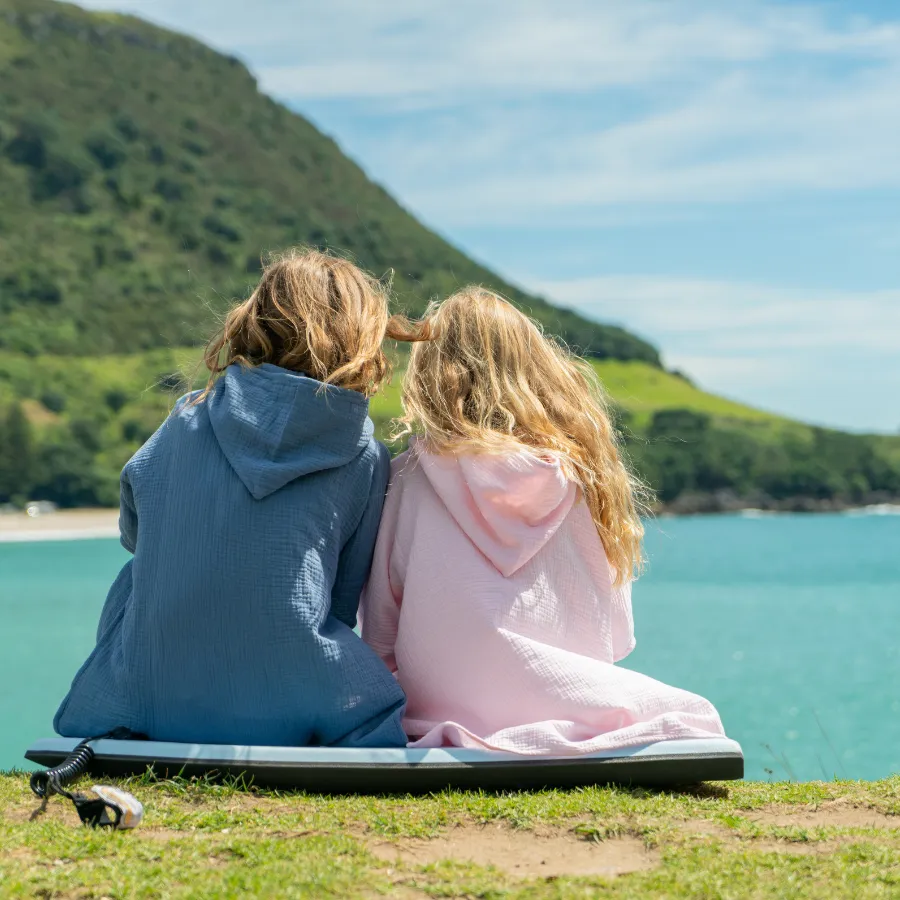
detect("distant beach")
[0,509,120,543]
[1,499,898,544]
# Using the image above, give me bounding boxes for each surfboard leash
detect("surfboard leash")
[30,728,146,829]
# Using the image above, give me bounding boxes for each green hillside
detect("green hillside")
[1,347,898,512]
[0,0,657,363]
[0,0,898,512]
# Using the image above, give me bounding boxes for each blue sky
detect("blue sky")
[77,0,900,432]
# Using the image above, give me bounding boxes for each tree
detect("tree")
[0,403,35,503]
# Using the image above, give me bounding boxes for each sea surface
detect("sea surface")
[1,513,898,781]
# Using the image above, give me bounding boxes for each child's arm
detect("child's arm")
[95,467,139,641]
[359,469,404,674]
[611,575,636,661]
[330,446,391,630]
[117,394,185,555]
[119,468,138,554]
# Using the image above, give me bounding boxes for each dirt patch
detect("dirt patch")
[3,800,74,826]
[2,847,38,864]
[369,823,658,879]
[679,818,729,837]
[748,799,899,830]
[750,840,842,856]
[368,887,428,900]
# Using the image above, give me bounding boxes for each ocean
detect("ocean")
[1,512,898,781]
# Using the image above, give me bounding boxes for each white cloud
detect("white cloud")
[530,274,900,430]
[257,4,776,100]
[75,0,900,218]
[77,1,900,100]
[533,274,900,352]
[388,62,900,222]
[283,4,895,102]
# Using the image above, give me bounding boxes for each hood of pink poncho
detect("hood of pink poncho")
[413,439,577,576]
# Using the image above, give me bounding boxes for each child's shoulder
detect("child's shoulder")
[336,436,391,490]
[124,392,204,469]
[358,437,390,472]
[386,445,425,484]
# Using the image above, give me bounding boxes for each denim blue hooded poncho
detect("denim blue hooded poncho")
[54,363,407,747]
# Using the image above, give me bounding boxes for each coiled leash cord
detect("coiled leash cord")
[30,727,146,829]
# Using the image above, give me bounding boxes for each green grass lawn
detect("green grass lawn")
[1,772,898,898]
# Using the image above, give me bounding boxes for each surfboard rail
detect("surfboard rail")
[25,737,743,792]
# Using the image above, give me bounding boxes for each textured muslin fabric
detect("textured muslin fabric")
[54,363,406,747]
[361,440,725,755]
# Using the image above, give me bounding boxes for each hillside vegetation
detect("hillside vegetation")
[0,0,657,364]
[2,348,899,512]
[0,0,898,512]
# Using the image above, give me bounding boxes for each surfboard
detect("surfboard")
[25,737,743,792]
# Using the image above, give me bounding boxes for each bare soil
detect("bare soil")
[746,798,899,829]
[369,822,659,878]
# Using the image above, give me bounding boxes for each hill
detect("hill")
[0,0,898,512]
[1,346,898,512]
[0,0,658,363]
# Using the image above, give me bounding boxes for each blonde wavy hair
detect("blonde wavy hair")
[197,248,391,401]
[387,287,649,582]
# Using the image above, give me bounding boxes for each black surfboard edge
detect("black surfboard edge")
[25,746,744,793]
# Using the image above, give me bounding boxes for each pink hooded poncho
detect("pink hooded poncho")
[361,440,726,754]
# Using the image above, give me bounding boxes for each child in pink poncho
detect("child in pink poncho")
[361,287,726,754]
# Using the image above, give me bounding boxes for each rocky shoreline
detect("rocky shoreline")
[656,490,900,516]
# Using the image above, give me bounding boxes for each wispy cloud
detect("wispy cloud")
[78,1,900,94]
[530,273,900,430]
[78,0,900,218]
[94,1,898,101]
[336,60,900,224]
[532,275,900,353]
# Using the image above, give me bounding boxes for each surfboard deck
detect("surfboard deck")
[25,737,743,792]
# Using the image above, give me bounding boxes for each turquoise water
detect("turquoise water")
[1,513,898,780]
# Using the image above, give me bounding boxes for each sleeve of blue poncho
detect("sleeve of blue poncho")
[95,467,139,641]
[330,445,391,630]
[119,467,138,554]
[116,393,194,554]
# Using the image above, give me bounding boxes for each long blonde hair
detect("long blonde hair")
[197,248,391,400]
[388,287,649,582]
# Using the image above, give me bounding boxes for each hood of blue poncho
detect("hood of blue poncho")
[206,363,373,499]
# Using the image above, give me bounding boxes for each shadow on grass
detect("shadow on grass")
[113,768,733,802]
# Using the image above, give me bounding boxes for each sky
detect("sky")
[75,0,900,433]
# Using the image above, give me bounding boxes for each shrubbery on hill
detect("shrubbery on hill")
[625,408,900,512]
[0,0,659,364]
[0,0,897,512]
[2,353,898,512]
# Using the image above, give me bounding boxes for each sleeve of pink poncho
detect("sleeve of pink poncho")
[360,477,404,674]
[611,576,636,662]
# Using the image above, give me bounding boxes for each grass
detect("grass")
[369,358,789,438]
[1,772,898,898]
[590,361,785,426]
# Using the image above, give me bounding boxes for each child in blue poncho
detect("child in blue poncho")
[54,249,407,747]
